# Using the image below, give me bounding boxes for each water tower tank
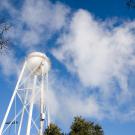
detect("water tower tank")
[26,52,50,75]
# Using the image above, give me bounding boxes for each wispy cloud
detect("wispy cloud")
[52,9,135,122]
[0,0,69,75]
[20,0,70,47]
[1,0,70,49]
[0,51,18,76]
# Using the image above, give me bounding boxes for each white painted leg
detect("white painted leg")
[0,62,27,135]
[26,75,37,135]
[39,69,45,135]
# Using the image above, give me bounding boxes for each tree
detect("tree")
[44,116,104,135]
[0,22,11,53]
[69,116,104,135]
[44,123,62,135]
[94,124,104,135]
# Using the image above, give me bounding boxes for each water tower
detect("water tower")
[0,52,51,135]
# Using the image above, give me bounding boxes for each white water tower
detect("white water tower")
[0,52,51,135]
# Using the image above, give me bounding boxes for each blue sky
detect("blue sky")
[1,0,135,135]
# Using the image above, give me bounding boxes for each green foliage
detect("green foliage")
[94,124,104,135]
[44,123,62,135]
[69,116,104,135]
[44,116,104,135]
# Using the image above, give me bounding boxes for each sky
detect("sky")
[1,0,135,135]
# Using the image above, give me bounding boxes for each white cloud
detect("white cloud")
[0,0,18,16]
[18,0,69,48]
[21,0,69,32]
[1,0,70,49]
[66,96,102,119]
[0,51,19,76]
[52,9,135,121]
[53,10,135,88]
[45,72,103,128]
